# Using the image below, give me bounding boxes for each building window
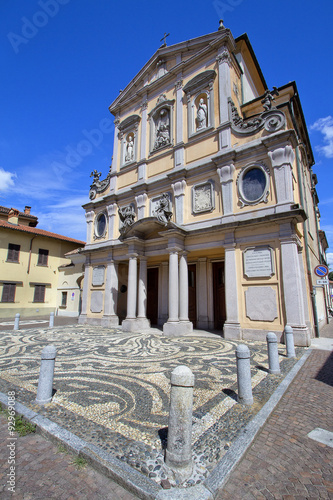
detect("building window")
[236,163,270,207]
[7,243,20,263]
[61,291,67,307]
[33,285,45,303]
[1,283,16,303]
[37,248,49,266]
[94,212,107,238]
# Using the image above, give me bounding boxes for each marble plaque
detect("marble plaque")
[90,291,103,313]
[245,286,278,322]
[192,182,214,213]
[243,246,274,278]
[92,266,105,286]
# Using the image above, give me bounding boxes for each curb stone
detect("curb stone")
[0,349,312,499]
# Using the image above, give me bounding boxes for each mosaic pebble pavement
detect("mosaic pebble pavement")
[0,325,303,487]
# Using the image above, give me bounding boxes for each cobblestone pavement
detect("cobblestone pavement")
[0,414,138,500]
[0,324,305,487]
[216,347,333,499]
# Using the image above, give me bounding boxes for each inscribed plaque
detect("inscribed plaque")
[243,246,274,278]
[92,266,105,286]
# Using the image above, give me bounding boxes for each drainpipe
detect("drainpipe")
[289,98,319,337]
[27,236,36,274]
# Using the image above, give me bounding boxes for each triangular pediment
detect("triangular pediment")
[109,28,235,114]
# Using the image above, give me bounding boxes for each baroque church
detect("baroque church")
[79,21,328,346]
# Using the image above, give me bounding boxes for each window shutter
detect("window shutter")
[34,285,45,302]
[7,244,20,262]
[1,283,16,302]
[38,249,49,266]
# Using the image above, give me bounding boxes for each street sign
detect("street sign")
[314,265,329,277]
[316,279,329,285]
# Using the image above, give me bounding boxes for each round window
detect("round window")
[95,213,106,237]
[242,167,266,202]
[237,164,270,207]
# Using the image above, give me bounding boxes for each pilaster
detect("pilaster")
[223,234,241,339]
[217,164,235,215]
[78,256,92,324]
[85,211,94,244]
[106,203,117,240]
[216,46,232,150]
[268,145,295,205]
[102,255,119,327]
[171,180,186,225]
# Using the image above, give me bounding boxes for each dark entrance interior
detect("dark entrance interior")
[188,264,197,328]
[147,267,158,325]
[213,261,226,330]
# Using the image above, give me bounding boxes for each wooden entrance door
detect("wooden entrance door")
[147,268,158,325]
[188,264,197,328]
[213,262,226,330]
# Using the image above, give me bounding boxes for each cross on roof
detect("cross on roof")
[160,32,170,47]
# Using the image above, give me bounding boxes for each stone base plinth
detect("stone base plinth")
[223,322,241,340]
[163,321,193,337]
[122,317,151,332]
[101,315,119,328]
[289,325,311,347]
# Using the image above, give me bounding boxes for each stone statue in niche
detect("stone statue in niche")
[125,135,134,162]
[119,205,135,233]
[154,193,172,224]
[196,98,207,130]
[154,108,170,150]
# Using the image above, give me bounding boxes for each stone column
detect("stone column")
[168,250,179,322]
[106,203,117,240]
[122,254,138,332]
[197,258,209,330]
[158,262,169,325]
[171,180,186,225]
[217,164,235,216]
[78,256,92,324]
[280,224,309,346]
[109,117,119,194]
[268,145,295,205]
[137,257,150,330]
[85,211,94,244]
[179,252,189,321]
[224,235,241,339]
[216,46,232,150]
[102,255,119,327]
[135,193,148,220]
[174,78,184,168]
[164,249,191,336]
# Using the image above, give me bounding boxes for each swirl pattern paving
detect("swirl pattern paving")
[0,325,270,448]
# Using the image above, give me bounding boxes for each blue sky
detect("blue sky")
[1,0,332,265]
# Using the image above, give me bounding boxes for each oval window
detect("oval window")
[95,213,106,237]
[242,167,267,202]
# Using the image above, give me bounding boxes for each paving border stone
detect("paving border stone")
[0,348,312,500]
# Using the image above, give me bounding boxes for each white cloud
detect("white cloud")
[0,167,16,191]
[37,202,86,242]
[326,253,333,269]
[311,116,333,158]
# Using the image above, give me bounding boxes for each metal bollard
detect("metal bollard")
[165,365,194,483]
[235,344,253,405]
[284,325,296,358]
[13,313,20,331]
[49,312,54,328]
[36,345,57,405]
[266,332,281,374]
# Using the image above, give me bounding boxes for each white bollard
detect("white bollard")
[165,365,194,483]
[49,312,54,328]
[36,345,57,405]
[13,313,20,331]
[235,344,253,405]
[267,332,281,374]
[284,325,296,358]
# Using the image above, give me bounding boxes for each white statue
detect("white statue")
[125,136,134,162]
[154,109,170,150]
[196,98,207,130]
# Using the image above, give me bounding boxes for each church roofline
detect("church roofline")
[109,28,236,114]
[234,33,268,91]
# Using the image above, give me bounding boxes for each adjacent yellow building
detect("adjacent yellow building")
[0,205,85,318]
[79,22,329,345]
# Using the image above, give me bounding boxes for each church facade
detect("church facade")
[79,22,328,346]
